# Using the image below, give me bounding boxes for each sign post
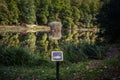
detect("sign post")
[49,21,63,80]
[51,51,63,80]
[51,51,63,61]
[56,61,59,80]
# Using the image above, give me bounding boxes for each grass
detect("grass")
[0,25,50,33]
[0,54,120,80]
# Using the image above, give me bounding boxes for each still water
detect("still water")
[0,29,97,58]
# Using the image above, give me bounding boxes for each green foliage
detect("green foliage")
[0,45,55,66]
[33,58,55,67]
[35,0,49,24]
[20,33,36,51]
[0,33,19,48]
[36,33,48,53]
[72,6,80,25]
[6,0,19,24]
[0,29,102,64]
[0,46,33,66]
[61,42,88,63]
[79,0,102,28]
[0,0,9,24]
[37,14,48,25]
[80,43,107,59]
[1,54,120,80]
[61,42,107,63]
[0,0,102,28]
[18,0,36,24]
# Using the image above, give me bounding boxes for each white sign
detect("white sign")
[51,51,63,61]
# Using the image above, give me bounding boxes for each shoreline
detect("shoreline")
[0,25,99,33]
[0,25,50,33]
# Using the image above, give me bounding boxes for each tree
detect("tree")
[18,0,36,24]
[20,33,36,51]
[0,0,9,24]
[36,0,50,24]
[6,0,19,24]
[37,14,48,24]
[79,0,102,28]
[0,33,19,48]
[72,6,80,25]
[48,0,63,21]
[59,0,73,28]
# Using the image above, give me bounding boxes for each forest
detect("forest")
[0,0,120,80]
[0,0,120,43]
[0,0,101,27]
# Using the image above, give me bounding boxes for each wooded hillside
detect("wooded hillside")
[0,0,102,28]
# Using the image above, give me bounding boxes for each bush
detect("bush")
[37,14,48,24]
[0,46,55,67]
[60,42,107,63]
[80,43,107,59]
[61,42,88,63]
[0,46,33,66]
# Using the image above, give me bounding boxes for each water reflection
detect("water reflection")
[0,29,97,58]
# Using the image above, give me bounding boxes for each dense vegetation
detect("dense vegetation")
[0,0,120,80]
[0,42,107,66]
[0,53,120,80]
[0,30,101,65]
[1,0,120,43]
[0,0,102,28]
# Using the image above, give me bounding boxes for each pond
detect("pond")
[0,29,97,60]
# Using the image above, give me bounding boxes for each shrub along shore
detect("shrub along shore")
[0,54,120,80]
[0,43,120,80]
